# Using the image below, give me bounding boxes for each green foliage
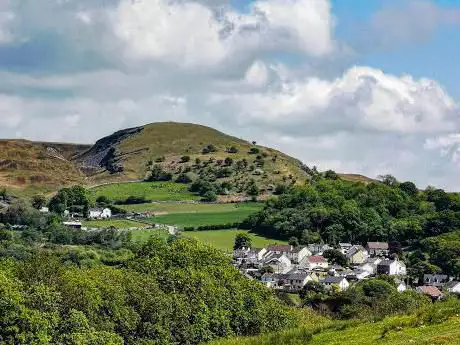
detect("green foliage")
[175,173,193,184]
[180,155,191,163]
[202,191,218,202]
[234,232,252,249]
[147,164,173,182]
[31,195,47,210]
[49,185,89,215]
[0,238,298,344]
[323,249,348,267]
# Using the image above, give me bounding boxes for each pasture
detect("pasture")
[88,182,199,202]
[82,219,147,229]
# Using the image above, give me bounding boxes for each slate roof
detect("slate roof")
[366,242,389,250]
[321,276,346,284]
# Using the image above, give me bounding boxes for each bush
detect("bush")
[249,147,260,154]
[147,165,172,182]
[228,146,238,153]
[175,173,193,184]
[180,156,191,163]
[202,191,218,202]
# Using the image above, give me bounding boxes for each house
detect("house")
[301,255,329,270]
[359,258,382,274]
[266,244,311,264]
[376,259,406,276]
[262,253,292,273]
[446,281,460,294]
[416,286,443,300]
[39,207,49,213]
[346,245,369,265]
[234,247,267,264]
[339,243,353,254]
[281,273,312,291]
[261,273,280,288]
[307,243,333,255]
[395,279,407,292]
[321,276,350,291]
[347,269,371,281]
[365,242,389,257]
[63,221,82,229]
[88,208,112,219]
[287,246,312,264]
[423,274,449,288]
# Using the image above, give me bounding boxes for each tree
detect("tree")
[31,195,47,210]
[234,232,252,250]
[228,146,238,153]
[148,165,172,182]
[0,230,12,242]
[175,173,193,184]
[323,249,348,267]
[288,236,299,247]
[260,266,274,274]
[399,181,418,196]
[379,174,399,187]
[224,157,234,166]
[324,170,339,180]
[248,147,260,154]
[96,195,111,205]
[202,191,217,202]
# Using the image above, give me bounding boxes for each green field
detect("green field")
[82,219,147,229]
[183,230,287,252]
[88,182,199,202]
[208,316,460,345]
[119,202,264,213]
[149,204,262,227]
[130,229,169,242]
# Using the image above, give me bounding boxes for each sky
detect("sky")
[1,0,460,190]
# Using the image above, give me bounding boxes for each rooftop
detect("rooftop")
[366,242,389,250]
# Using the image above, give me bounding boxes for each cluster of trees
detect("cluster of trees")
[301,277,429,320]
[48,185,90,215]
[0,237,299,344]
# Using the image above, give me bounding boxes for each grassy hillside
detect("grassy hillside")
[208,311,460,345]
[0,139,88,195]
[88,181,199,202]
[77,122,310,192]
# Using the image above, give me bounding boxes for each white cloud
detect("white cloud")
[111,0,335,68]
[245,60,268,87]
[213,66,458,134]
[253,0,334,55]
[0,11,14,43]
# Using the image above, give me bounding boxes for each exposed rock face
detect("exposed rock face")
[76,126,143,174]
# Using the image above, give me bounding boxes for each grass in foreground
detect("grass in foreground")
[89,182,199,202]
[183,229,287,252]
[82,219,147,229]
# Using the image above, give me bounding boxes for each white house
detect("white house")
[446,281,460,294]
[261,273,280,288]
[359,258,382,274]
[307,243,333,255]
[234,247,267,264]
[39,207,49,213]
[63,221,82,229]
[266,245,311,264]
[395,279,407,292]
[321,276,350,291]
[88,208,112,219]
[347,269,371,281]
[376,259,406,276]
[301,255,329,270]
[263,254,292,274]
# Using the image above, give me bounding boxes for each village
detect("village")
[233,242,460,299]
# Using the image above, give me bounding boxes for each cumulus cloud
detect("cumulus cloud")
[0,11,14,44]
[111,0,335,68]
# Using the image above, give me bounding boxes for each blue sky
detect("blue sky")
[1,0,460,189]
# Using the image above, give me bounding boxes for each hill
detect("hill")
[73,122,312,199]
[0,139,89,194]
[0,122,374,196]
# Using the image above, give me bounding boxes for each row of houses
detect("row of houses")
[233,242,460,297]
[41,207,112,219]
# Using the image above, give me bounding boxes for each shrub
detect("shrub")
[249,147,260,154]
[228,146,238,153]
[175,173,193,184]
[180,156,191,163]
[202,191,217,202]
